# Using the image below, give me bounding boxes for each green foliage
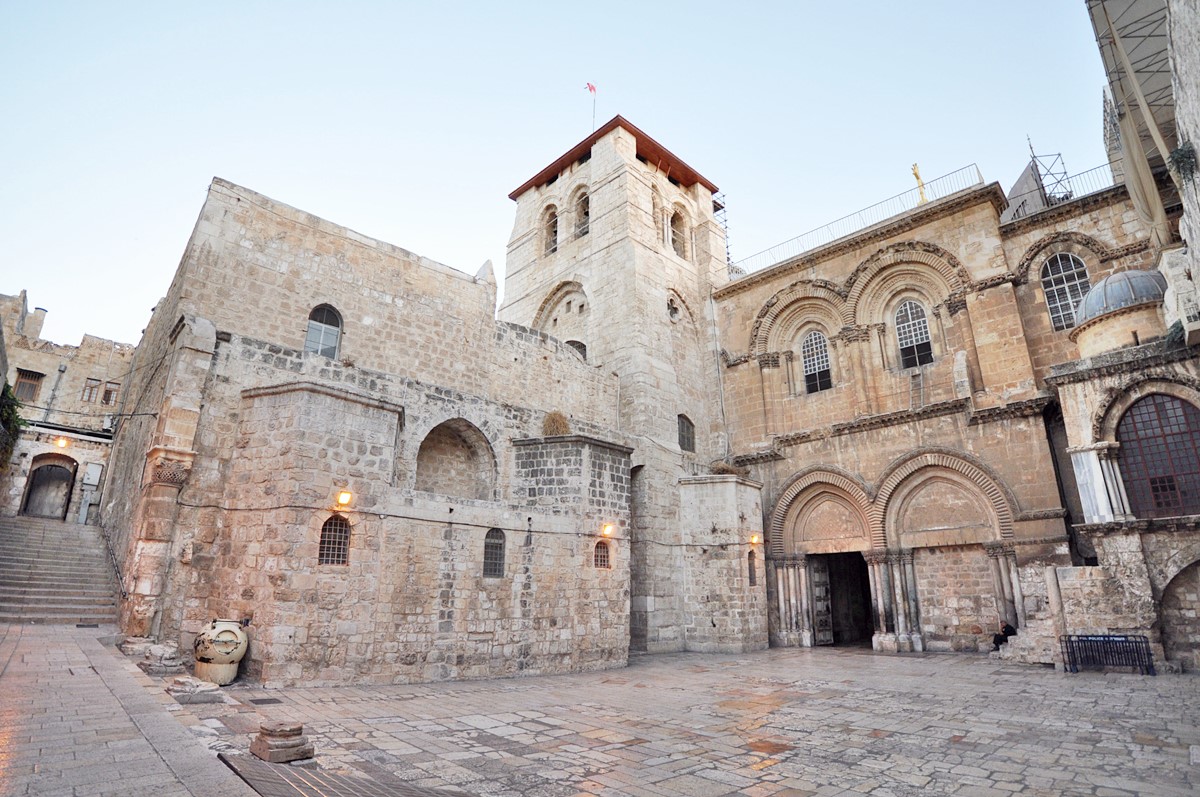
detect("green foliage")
[0,383,24,471]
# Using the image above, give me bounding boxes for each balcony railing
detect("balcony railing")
[732,165,985,275]
[1002,164,1117,223]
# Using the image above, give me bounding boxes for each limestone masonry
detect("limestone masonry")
[4,1,1200,683]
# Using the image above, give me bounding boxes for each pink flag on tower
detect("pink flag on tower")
[586,83,597,94]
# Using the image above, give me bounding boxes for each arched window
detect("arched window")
[1117,394,1200,518]
[677,414,695,453]
[801,331,832,393]
[574,191,590,238]
[1041,253,1091,331]
[319,514,351,565]
[895,300,933,368]
[748,550,757,586]
[543,206,559,255]
[670,211,688,258]
[305,305,342,359]
[565,340,587,360]
[483,528,505,577]
[593,540,611,569]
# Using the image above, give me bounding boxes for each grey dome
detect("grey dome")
[1074,269,1166,326]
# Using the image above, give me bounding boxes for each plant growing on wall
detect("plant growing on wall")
[0,383,24,471]
[542,411,570,436]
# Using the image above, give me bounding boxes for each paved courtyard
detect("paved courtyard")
[2,624,1199,797]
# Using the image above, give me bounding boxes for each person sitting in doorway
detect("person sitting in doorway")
[992,619,1017,652]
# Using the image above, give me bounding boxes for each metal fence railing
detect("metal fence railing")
[733,164,984,275]
[1060,634,1156,675]
[1003,164,1117,223]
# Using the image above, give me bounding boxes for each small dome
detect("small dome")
[1074,269,1166,327]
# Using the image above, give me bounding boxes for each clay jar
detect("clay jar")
[193,619,249,685]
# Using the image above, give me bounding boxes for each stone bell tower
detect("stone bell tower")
[500,116,767,654]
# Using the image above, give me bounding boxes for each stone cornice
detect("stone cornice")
[1077,515,1200,536]
[512,434,635,455]
[241,381,406,416]
[1045,341,1199,386]
[1013,508,1068,522]
[967,395,1052,425]
[715,183,1007,300]
[731,449,786,466]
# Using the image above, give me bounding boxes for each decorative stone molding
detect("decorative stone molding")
[968,395,1052,425]
[1012,230,1113,284]
[1100,239,1153,264]
[145,446,195,488]
[1046,340,1199,386]
[971,273,1017,292]
[1000,184,1129,237]
[767,466,873,559]
[984,541,1015,557]
[863,549,888,565]
[1014,507,1069,521]
[749,279,845,356]
[758,352,781,369]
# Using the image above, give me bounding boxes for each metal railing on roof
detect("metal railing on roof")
[1002,164,1117,223]
[732,164,985,275]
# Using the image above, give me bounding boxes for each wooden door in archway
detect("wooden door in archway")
[22,464,74,519]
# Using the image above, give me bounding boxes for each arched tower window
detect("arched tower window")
[304,305,342,359]
[543,206,559,255]
[319,514,351,565]
[677,414,695,453]
[670,210,688,259]
[593,540,611,569]
[574,191,590,238]
[801,330,832,393]
[1117,394,1200,518]
[1041,253,1091,331]
[483,528,505,577]
[895,300,933,368]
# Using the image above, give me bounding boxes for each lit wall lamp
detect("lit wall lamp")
[55,437,68,448]
[601,523,614,537]
[750,534,760,545]
[335,489,353,508]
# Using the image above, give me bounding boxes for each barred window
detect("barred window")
[575,191,590,238]
[593,540,611,569]
[801,331,832,394]
[1117,394,1200,518]
[81,377,101,403]
[677,414,695,453]
[544,206,559,254]
[1041,253,1091,331]
[483,528,505,578]
[895,300,933,368]
[318,514,351,565]
[304,304,342,359]
[748,550,757,586]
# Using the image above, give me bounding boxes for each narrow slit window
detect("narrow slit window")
[677,414,695,453]
[801,331,832,393]
[895,300,933,368]
[748,550,757,586]
[544,207,559,255]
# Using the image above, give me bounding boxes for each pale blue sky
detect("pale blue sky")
[1,2,1109,345]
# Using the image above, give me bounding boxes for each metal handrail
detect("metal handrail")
[733,164,985,274]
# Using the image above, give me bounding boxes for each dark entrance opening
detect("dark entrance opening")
[22,462,76,519]
[817,552,873,646]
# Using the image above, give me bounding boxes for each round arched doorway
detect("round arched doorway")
[21,454,78,519]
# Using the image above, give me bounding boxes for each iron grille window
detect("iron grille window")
[895,300,933,368]
[483,528,505,578]
[801,331,832,393]
[678,414,695,453]
[575,192,590,238]
[1041,253,1091,331]
[1117,394,1200,518]
[748,550,757,586]
[318,514,351,565]
[14,369,43,403]
[593,540,610,569]
[101,381,120,406]
[81,377,101,403]
[304,305,342,359]
[544,207,558,254]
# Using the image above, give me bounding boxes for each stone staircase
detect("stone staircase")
[0,515,120,625]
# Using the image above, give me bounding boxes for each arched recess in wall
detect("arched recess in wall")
[873,449,1015,548]
[1092,375,1200,443]
[531,281,590,345]
[844,242,966,325]
[1013,231,1110,284]
[1161,560,1200,671]
[750,280,846,358]
[768,466,872,558]
[414,418,497,501]
[21,453,78,519]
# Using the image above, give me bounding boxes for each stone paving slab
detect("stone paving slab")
[173,647,1200,797]
[0,623,255,797]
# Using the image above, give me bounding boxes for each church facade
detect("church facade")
[5,1,1200,684]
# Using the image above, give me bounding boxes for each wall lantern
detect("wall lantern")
[55,437,68,448]
[750,534,760,545]
[336,489,353,507]
[601,523,614,537]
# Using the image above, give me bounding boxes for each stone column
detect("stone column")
[900,549,923,651]
[888,551,910,651]
[772,560,790,640]
[865,549,895,651]
[795,554,812,646]
[985,542,1017,627]
[1068,443,1133,523]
